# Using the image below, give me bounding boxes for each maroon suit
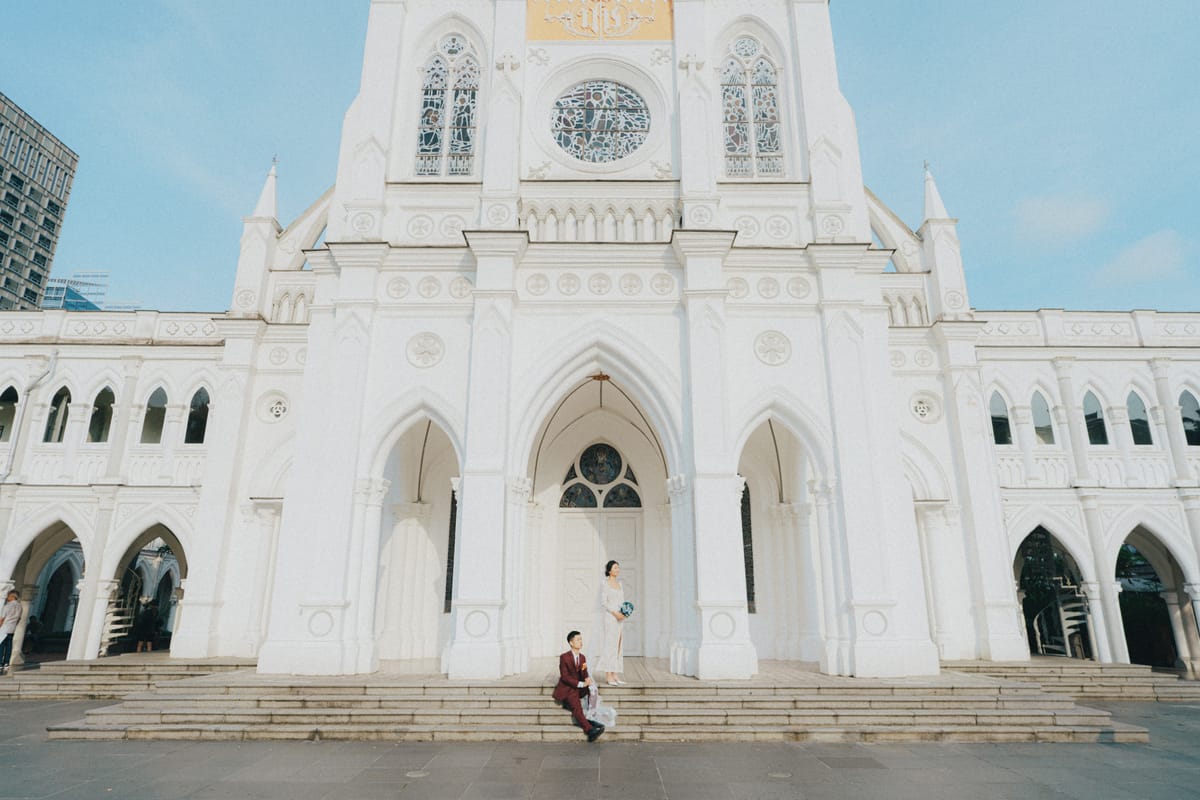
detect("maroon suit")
[553,650,595,733]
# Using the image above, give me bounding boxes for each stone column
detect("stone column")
[102,357,142,482]
[156,403,187,480]
[1178,490,1200,581]
[914,504,951,659]
[1078,490,1129,662]
[1011,405,1039,486]
[1052,357,1093,485]
[1080,581,1113,662]
[779,502,818,660]
[810,479,847,673]
[666,476,699,675]
[345,478,390,672]
[242,500,282,657]
[480,0,525,229]
[501,477,532,674]
[444,232,525,679]
[58,402,88,481]
[67,488,117,661]
[1161,591,1195,677]
[1183,583,1200,678]
[1151,358,1197,486]
[652,503,673,659]
[383,502,434,662]
[1105,404,1139,487]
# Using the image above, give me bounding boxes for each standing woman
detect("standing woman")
[599,560,627,685]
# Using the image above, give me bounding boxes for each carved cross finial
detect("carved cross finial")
[678,53,705,79]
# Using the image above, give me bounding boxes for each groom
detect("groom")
[553,630,605,742]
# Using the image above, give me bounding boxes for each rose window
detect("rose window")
[551,80,650,163]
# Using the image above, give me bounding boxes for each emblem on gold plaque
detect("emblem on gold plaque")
[528,0,673,42]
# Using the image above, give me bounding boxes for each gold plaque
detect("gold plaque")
[528,0,674,42]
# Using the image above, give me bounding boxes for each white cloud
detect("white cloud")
[1014,194,1111,244]
[1097,230,1189,285]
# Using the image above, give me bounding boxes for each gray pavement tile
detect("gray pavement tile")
[542,754,600,769]
[814,756,884,770]
[186,782,343,800]
[660,783,734,800]
[597,784,668,800]
[325,784,406,800]
[462,782,534,799]
[427,750,495,768]
[728,783,805,800]
[395,783,470,800]
[532,782,600,800]
[537,767,600,781]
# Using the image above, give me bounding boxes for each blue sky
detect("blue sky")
[2,1,1196,312]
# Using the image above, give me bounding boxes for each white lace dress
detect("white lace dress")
[597,580,624,674]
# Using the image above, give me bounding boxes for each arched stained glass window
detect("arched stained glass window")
[721,36,783,178]
[141,387,168,444]
[1083,391,1108,446]
[1181,391,1200,447]
[560,442,641,508]
[990,392,1012,446]
[1031,392,1055,445]
[415,35,479,177]
[1126,392,1153,446]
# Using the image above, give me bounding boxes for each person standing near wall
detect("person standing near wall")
[0,590,22,674]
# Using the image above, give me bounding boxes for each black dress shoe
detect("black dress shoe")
[586,723,605,742]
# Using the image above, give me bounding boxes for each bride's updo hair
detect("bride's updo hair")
[605,560,619,577]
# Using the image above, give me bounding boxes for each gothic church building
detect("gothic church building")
[2,0,1199,681]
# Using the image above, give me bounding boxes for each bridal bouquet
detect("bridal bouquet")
[620,600,635,618]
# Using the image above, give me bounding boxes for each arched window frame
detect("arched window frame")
[1125,391,1154,446]
[1082,390,1109,446]
[140,387,168,445]
[414,34,481,178]
[1181,390,1200,447]
[719,35,784,179]
[740,481,756,613]
[86,386,116,444]
[559,442,641,509]
[43,386,71,444]
[0,385,18,443]
[1030,391,1056,446]
[183,388,210,445]
[989,391,1013,446]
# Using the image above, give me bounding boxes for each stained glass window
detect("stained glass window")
[721,37,783,178]
[560,443,642,508]
[580,443,622,485]
[415,36,479,177]
[560,484,598,508]
[603,483,641,508]
[552,81,649,164]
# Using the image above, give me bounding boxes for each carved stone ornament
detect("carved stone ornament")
[526,273,550,295]
[619,273,642,295]
[557,273,581,295]
[757,277,780,299]
[766,215,792,239]
[235,289,256,310]
[418,277,442,299]
[944,290,966,310]
[688,206,714,226]
[734,216,760,238]
[726,277,750,300]
[351,212,375,234]
[588,274,612,295]
[408,215,434,239]
[754,331,792,366]
[449,277,473,299]
[650,273,675,295]
[910,392,942,423]
[387,278,411,299]
[406,332,446,368]
[487,204,511,225]
[787,277,811,299]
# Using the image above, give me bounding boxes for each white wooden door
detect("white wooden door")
[559,509,642,656]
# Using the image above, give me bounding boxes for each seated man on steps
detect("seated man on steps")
[553,630,605,742]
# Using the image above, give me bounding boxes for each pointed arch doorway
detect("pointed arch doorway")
[558,442,643,657]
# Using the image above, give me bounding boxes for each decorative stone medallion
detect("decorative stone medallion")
[754,331,792,366]
[861,610,888,636]
[268,347,289,366]
[526,273,550,295]
[766,215,792,239]
[910,392,942,423]
[449,277,473,299]
[734,216,760,238]
[757,277,780,299]
[914,349,935,368]
[726,277,750,299]
[944,290,966,310]
[308,611,334,637]
[688,206,714,226]
[889,350,906,368]
[487,204,510,225]
[650,273,675,295]
[619,274,642,295]
[787,277,811,299]
[235,289,256,310]
[387,277,411,299]
[351,212,375,234]
[464,610,491,637]
[407,332,446,368]
[407,215,434,239]
[557,273,581,295]
[440,215,466,239]
[588,274,612,295]
[709,612,736,640]
[418,277,442,299]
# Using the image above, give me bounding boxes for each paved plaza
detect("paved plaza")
[1,700,1199,799]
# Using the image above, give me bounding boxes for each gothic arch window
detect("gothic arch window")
[720,36,783,178]
[140,387,168,444]
[86,386,115,443]
[0,385,17,442]
[43,386,70,443]
[415,35,480,177]
[1083,391,1109,446]
[559,442,641,508]
[989,392,1013,446]
[1031,391,1056,445]
[184,388,210,445]
[1126,392,1153,446]
[1181,391,1200,447]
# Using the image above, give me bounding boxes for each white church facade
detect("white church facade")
[1,0,1199,682]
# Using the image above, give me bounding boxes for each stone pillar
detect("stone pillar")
[67,488,117,661]
[1178,490,1200,581]
[1183,583,1200,678]
[652,503,673,659]
[480,0,525,229]
[346,478,390,672]
[1151,358,1197,486]
[666,475,699,675]
[242,500,282,657]
[1105,404,1139,487]
[1078,491,1129,662]
[810,479,847,674]
[1080,581,1113,662]
[58,402,88,481]
[1011,405,1039,485]
[779,502,818,660]
[156,403,187,480]
[915,504,951,659]
[1161,591,1195,677]
[381,502,434,662]
[103,357,142,482]
[1052,358,1093,485]
[501,477,532,674]
[445,232,525,679]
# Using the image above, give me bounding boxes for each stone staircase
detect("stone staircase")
[46,663,1147,743]
[944,658,1200,703]
[0,655,255,700]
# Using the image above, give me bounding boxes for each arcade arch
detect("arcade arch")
[107,524,187,655]
[1116,527,1200,677]
[1013,527,1093,660]
[5,519,87,665]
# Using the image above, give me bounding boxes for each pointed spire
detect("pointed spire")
[251,159,278,220]
[923,162,950,222]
